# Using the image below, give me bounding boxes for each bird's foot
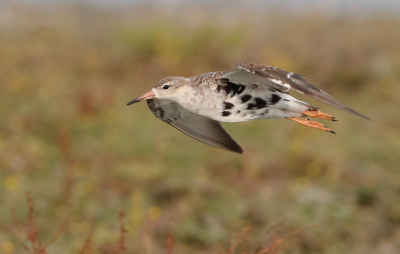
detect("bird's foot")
[302,110,337,121]
[288,117,336,134]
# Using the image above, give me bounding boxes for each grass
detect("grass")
[1,4,400,254]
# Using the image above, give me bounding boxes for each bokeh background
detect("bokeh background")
[1,0,400,253]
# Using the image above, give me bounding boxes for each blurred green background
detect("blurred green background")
[1,1,400,253]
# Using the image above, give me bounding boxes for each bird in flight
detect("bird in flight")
[128,62,369,154]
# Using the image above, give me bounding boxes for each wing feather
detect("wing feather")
[223,62,370,120]
[147,99,243,154]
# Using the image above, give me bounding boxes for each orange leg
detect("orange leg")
[288,117,336,134]
[302,110,337,121]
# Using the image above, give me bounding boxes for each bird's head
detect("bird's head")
[127,77,190,105]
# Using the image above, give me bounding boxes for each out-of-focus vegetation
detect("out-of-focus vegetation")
[1,3,400,254]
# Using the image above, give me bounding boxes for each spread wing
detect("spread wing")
[147,99,243,154]
[222,62,370,120]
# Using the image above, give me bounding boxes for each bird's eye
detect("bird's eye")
[163,85,170,89]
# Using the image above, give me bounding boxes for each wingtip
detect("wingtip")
[352,111,372,121]
[364,116,373,121]
[229,145,244,154]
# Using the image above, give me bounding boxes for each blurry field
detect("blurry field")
[1,3,400,254]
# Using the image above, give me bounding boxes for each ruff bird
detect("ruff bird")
[128,62,369,154]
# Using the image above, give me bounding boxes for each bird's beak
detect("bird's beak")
[127,90,155,105]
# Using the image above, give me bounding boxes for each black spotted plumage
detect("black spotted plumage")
[270,94,281,105]
[241,95,252,103]
[236,85,245,95]
[218,79,246,98]
[254,98,267,108]
[246,98,268,110]
[224,102,235,110]
[221,85,232,95]
[222,111,231,117]
[225,82,245,97]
